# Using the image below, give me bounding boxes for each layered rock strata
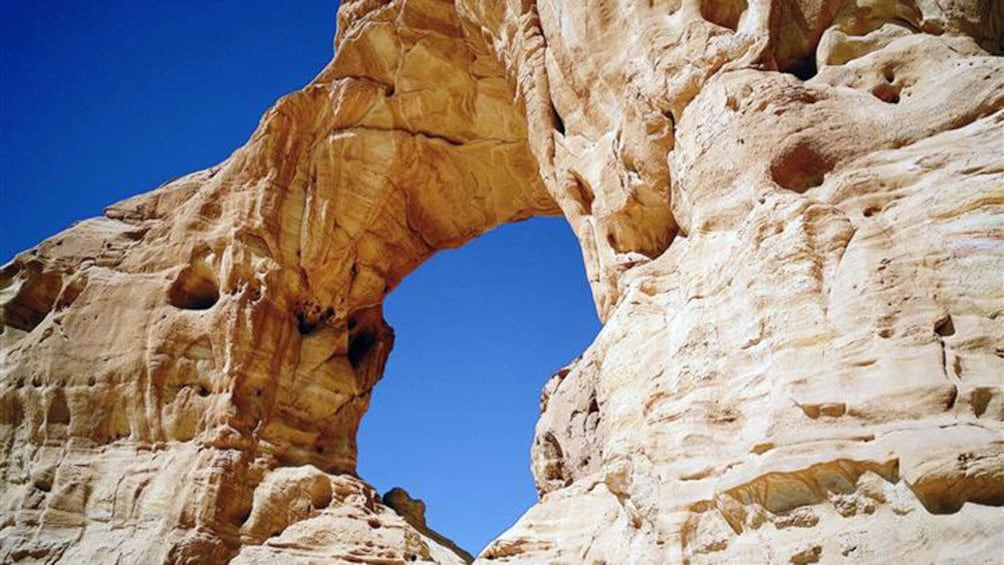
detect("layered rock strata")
[2,0,1002,563]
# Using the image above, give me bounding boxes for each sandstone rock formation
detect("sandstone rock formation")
[2,0,1002,563]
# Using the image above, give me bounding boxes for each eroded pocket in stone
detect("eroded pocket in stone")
[0,261,63,331]
[168,257,220,310]
[770,142,835,192]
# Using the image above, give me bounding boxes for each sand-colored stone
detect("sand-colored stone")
[2,0,1002,563]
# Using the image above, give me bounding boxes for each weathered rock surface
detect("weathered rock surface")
[2,0,1002,563]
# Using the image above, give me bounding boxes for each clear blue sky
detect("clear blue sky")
[1,1,601,555]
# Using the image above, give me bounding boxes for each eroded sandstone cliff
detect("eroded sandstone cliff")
[2,0,1002,563]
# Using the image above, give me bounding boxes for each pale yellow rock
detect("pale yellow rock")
[2,0,1002,563]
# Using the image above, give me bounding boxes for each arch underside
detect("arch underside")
[1,0,1003,563]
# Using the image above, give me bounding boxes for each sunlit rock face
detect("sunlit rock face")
[1,0,1002,563]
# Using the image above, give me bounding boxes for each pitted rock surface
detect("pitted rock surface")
[2,1,1002,563]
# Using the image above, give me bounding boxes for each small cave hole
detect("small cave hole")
[168,261,220,310]
[770,143,834,192]
[934,315,955,337]
[871,83,901,104]
[296,312,318,335]
[785,56,818,81]
[295,303,334,335]
[34,476,53,493]
[1,266,62,331]
[348,330,376,369]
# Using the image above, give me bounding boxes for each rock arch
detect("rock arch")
[1,4,562,561]
[2,0,1003,563]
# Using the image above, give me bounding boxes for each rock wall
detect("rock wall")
[2,0,1002,563]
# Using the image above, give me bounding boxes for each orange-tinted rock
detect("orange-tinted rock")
[2,0,1002,563]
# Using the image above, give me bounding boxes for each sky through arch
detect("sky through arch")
[358,217,600,554]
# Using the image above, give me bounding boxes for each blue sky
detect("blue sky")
[361,218,599,553]
[1,1,601,555]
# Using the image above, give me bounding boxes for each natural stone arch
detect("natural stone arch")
[226,0,561,476]
[0,2,561,562]
[3,0,1004,563]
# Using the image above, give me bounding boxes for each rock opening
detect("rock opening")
[167,259,220,310]
[358,218,600,556]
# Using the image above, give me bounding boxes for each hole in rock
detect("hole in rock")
[295,304,334,335]
[785,57,818,81]
[168,260,220,310]
[934,315,955,337]
[357,217,601,556]
[0,263,63,332]
[771,142,834,192]
[871,83,901,104]
[349,331,376,369]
